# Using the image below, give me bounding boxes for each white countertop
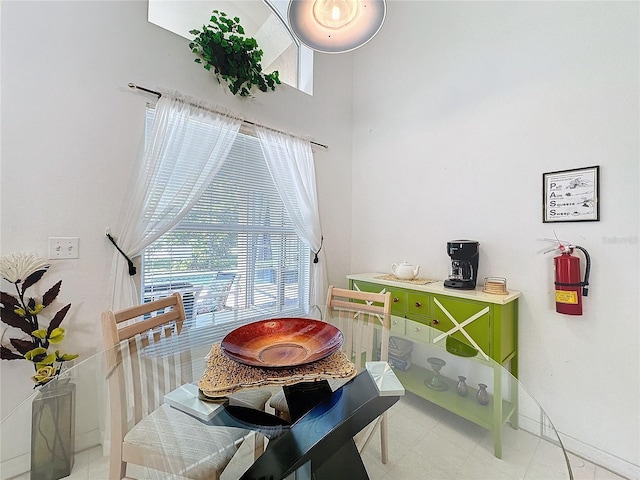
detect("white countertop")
[347,272,521,305]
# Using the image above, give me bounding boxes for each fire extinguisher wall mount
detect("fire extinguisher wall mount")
[553,244,591,316]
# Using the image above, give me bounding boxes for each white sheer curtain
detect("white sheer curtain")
[255,127,327,306]
[108,91,242,310]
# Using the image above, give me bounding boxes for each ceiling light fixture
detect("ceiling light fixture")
[288,0,386,54]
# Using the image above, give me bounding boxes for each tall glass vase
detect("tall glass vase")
[30,379,76,480]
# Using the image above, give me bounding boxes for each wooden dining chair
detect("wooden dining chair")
[101,293,270,480]
[268,285,393,463]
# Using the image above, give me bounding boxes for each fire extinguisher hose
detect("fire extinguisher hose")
[574,245,591,297]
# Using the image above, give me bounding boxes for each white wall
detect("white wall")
[0,0,353,462]
[351,1,639,477]
[2,1,638,478]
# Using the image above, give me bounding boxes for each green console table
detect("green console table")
[347,273,521,458]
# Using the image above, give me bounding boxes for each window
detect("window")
[141,109,310,327]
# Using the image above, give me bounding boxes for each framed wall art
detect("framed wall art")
[543,166,600,223]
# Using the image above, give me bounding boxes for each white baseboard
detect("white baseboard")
[558,433,639,480]
[1,428,102,479]
[517,412,639,480]
[1,454,28,480]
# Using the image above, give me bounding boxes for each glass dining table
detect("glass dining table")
[1,305,573,480]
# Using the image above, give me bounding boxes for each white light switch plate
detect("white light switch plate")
[48,237,79,259]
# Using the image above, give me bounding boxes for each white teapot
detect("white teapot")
[391,261,420,280]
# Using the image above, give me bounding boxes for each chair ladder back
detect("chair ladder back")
[102,293,191,424]
[335,309,354,365]
[101,292,251,480]
[325,286,393,465]
[326,286,391,315]
[128,336,146,422]
[326,285,391,370]
[143,337,194,415]
[353,312,367,370]
[362,312,376,364]
[114,293,185,340]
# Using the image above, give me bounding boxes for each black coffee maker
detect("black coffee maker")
[444,240,480,289]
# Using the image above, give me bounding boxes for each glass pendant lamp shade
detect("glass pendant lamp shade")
[288,0,386,54]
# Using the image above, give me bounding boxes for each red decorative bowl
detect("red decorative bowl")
[221,318,343,368]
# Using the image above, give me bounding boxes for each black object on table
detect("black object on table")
[202,370,400,480]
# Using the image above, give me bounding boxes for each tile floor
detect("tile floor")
[4,393,630,480]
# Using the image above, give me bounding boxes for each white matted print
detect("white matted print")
[543,166,600,222]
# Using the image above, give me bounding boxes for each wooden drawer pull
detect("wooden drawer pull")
[414,327,421,332]
[393,297,399,303]
[414,301,422,307]
[432,319,439,326]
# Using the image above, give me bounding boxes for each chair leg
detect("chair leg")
[111,460,127,480]
[380,411,389,464]
[355,416,382,454]
[109,439,127,479]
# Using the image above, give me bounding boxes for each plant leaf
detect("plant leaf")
[21,268,47,293]
[0,345,24,360]
[57,352,79,362]
[10,338,35,355]
[24,347,47,362]
[35,353,57,367]
[32,329,47,340]
[190,9,278,98]
[0,306,32,334]
[47,304,71,333]
[1,291,19,308]
[42,280,62,307]
[48,327,65,344]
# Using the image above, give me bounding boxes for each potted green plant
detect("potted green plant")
[189,10,281,97]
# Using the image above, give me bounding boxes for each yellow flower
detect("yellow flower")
[55,350,79,362]
[27,304,44,315]
[0,253,49,284]
[32,327,65,343]
[25,347,56,365]
[31,329,48,340]
[32,365,57,385]
[48,328,65,344]
[24,347,47,361]
[35,357,57,369]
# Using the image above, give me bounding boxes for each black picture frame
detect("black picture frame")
[543,166,600,223]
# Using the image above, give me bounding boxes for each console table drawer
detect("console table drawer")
[390,316,405,334]
[405,320,431,343]
[407,291,430,319]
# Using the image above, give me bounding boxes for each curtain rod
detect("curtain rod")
[127,83,328,150]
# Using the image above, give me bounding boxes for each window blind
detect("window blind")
[142,108,310,328]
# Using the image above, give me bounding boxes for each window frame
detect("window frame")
[140,114,311,332]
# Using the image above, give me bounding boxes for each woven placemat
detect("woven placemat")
[374,274,439,285]
[198,343,356,398]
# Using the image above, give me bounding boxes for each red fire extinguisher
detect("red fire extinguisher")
[553,243,591,315]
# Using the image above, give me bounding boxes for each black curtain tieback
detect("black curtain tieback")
[106,233,137,276]
[313,235,323,264]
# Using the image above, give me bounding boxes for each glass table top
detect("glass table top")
[1,305,572,480]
